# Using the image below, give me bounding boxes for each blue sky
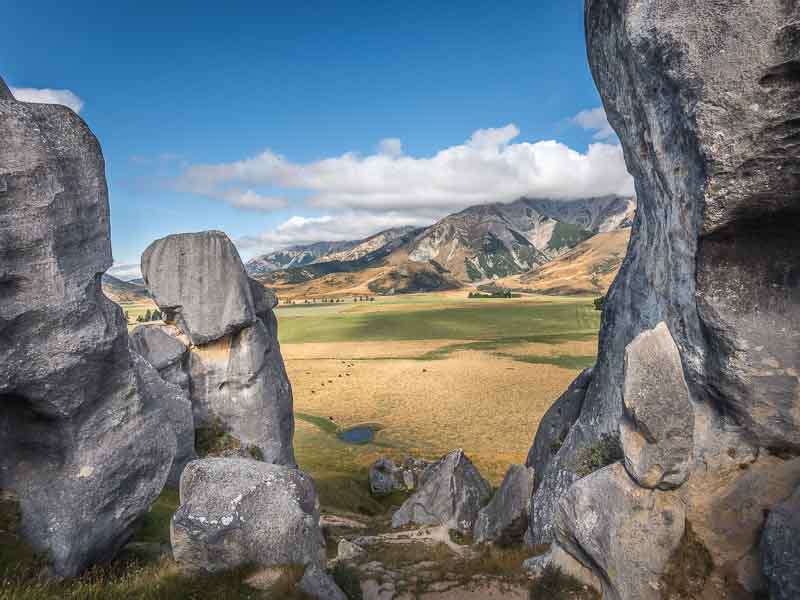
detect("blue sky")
[1,1,631,278]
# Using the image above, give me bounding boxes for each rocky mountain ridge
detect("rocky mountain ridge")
[247,195,635,296]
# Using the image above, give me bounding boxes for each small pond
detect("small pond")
[337,424,380,445]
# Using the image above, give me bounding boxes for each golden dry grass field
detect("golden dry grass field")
[278,291,602,511]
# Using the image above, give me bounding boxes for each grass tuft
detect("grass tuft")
[528,564,600,600]
[574,435,623,478]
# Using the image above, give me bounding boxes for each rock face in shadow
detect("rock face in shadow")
[0,79,176,576]
[141,231,295,466]
[525,1,800,597]
[391,449,491,533]
[761,484,800,600]
[473,464,534,545]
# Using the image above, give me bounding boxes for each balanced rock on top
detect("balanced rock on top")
[140,230,295,466]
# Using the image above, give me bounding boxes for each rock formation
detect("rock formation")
[391,449,491,533]
[0,79,176,576]
[141,231,295,466]
[171,458,345,599]
[368,456,431,496]
[525,1,800,597]
[761,484,800,600]
[473,464,534,545]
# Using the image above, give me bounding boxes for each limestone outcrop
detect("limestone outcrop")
[140,231,295,466]
[473,464,534,545]
[619,323,693,489]
[391,449,491,533]
[171,458,345,599]
[0,80,176,576]
[525,1,800,597]
[369,456,431,496]
[761,485,800,600]
[555,464,685,600]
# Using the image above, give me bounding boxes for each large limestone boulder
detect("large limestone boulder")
[529,4,800,582]
[619,322,693,489]
[141,231,257,346]
[0,80,176,576]
[171,458,344,599]
[761,485,800,600]
[141,231,295,466]
[473,464,534,545]
[391,449,491,533]
[555,464,685,600]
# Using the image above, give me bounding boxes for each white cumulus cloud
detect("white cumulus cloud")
[107,262,142,281]
[572,106,615,141]
[236,211,430,255]
[175,123,633,218]
[10,87,85,114]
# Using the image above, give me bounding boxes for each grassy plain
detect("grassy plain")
[281,291,601,511]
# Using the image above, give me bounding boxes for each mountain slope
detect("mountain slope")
[491,229,631,295]
[407,195,634,281]
[246,240,359,274]
[101,274,149,302]
[245,226,420,274]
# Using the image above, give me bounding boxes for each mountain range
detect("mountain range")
[246,195,635,297]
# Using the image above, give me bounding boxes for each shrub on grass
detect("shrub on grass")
[574,434,623,478]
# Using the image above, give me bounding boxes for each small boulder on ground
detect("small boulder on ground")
[369,456,432,496]
[619,322,693,489]
[761,485,800,600]
[473,464,534,545]
[171,458,344,599]
[391,449,491,533]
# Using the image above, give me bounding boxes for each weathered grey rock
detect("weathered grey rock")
[522,545,601,592]
[555,464,685,600]
[131,353,195,487]
[141,231,295,466]
[391,449,491,533]
[130,324,191,390]
[337,539,367,561]
[620,322,693,489]
[473,464,534,545]
[130,325,189,371]
[369,458,401,496]
[369,456,432,496]
[0,77,177,577]
[142,231,258,346]
[171,458,329,574]
[299,563,348,600]
[529,0,800,553]
[761,485,800,600]
[526,367,592,487]
[187,317,295,465]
